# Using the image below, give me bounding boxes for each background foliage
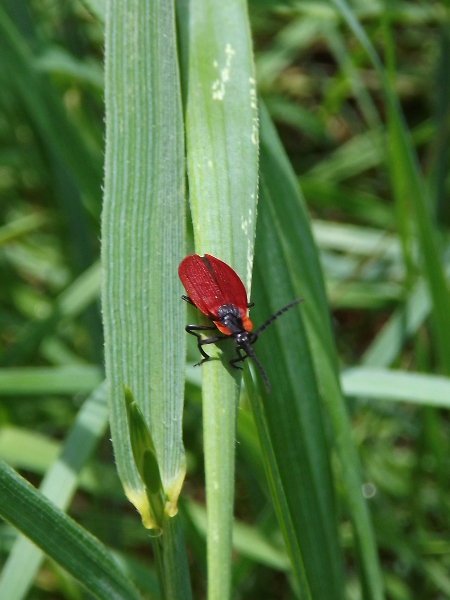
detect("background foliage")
[1,0,450,599]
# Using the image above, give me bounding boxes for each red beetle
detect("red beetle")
[178,254,301,394]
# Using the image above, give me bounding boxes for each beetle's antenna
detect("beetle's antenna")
[255,298,303,336]
[244,344,270,394]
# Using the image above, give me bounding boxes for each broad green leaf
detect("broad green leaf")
[103,0,184,514]
[252,188,343,600]
[102,0,190,596]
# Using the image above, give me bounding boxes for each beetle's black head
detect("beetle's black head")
[234,331,257,346]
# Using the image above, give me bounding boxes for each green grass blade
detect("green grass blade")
[255,16,323,94]
[304,128,384,183]
[0,213,47,246]
[0,426,122,499]
[35,47,104,89]
[0,366,102,395]
[0,428,60,473]
[342,367,450,408]
[177,1,258,598]
[312,220,400,259]
[322,20,381,131]
[102,0,190,595]
[186,499,291,572]
[381,15,415,287]
[362,279,430,367]
[265,95,329,143]
[179,0,258,278]
[432,26,450,227]
[362,244,450,367]
[0,383,109,600]
[0,459,143,600]
[243,370,312,598]
[80,0,105,23]
[258,103,384,600]
[299,178,394,228]
[252,190,343,600]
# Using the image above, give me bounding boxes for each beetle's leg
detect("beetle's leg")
[181,295,196,306]
[229,347,249,371]
[185,324,226,365]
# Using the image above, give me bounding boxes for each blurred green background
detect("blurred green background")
[1,0,450,599]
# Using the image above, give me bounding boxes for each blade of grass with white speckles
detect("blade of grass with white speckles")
[177,1,259,598]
